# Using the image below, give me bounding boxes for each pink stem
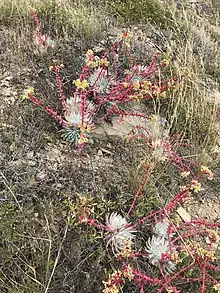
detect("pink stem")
[127,165,151,217]
[30,10,45,45]
[199,261,207,293]
[54,66,66,107]
[28,93,64,125]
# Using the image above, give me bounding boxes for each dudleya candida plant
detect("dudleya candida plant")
[146,220,176,273]
[105,213,136,254]
[60,94,96,145]
[77,156,219,292]
[24,10,177,149]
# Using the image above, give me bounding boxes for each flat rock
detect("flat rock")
[176,207,191,222]
[94,115,148,138]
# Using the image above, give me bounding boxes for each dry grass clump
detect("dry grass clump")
[0,0,109,40]
[162,3,220,151]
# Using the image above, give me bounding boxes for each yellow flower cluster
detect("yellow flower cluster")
[133,80,140,90]
[130,80,155,102]
[116,240,132,258]
[201,165,213,180]
[214,283,220,292]
[190,180,201,193]
[122,31,133,40]
[122,82,129,88]
[208,230,219,243]
[49,63,64,71]
[87,49,93,55]
[133,80,166,98]
[64,195,93,224]
[179,185,188,192]
[122,264,134,281]
[151,115,158,124]
[103,284,119,293]
[133,80,152,92]
[160,91,167,98]
[142,80,152,89]
[73,79,89,90]
[77,135,88,145]
[22,87,34,100]
[150,86,166,98]
[103,265,134,293]
[189,242,216,261]
[29,6,37,13]
[103,271,122,293]
[124,78,168,102]
[161,59,170,67]
[181,171,190,178]
[151,85,162,96]
[86,58,110,68]
[100,58,110,67]
[129,93,144,102]
[85,49,109,68]
[170,252,182,264]
[121,31,132,49]
[77,125,92,145]
[199,249,215,261]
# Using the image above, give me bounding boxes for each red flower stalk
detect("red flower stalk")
[28,93,64,125]
[132,268,161,286]
[200,262,207,293]
[30,9,50,47]
[53,65,66,107]
[127,164,152,217]
[30,9,44,44]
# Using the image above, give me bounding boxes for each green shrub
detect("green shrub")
[107,0,173,27]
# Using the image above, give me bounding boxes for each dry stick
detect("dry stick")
[44,217,70,293]
[1,268,22,290]
[1,172,22,212]
[45,215,52,285]
[14,258,45,288]
[8,241,45,288]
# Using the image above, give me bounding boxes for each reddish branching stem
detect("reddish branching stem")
[28,93,64,125]
[127,164,152,217]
